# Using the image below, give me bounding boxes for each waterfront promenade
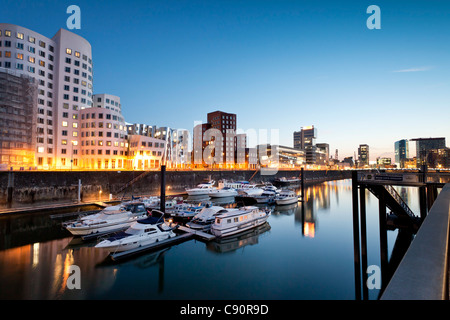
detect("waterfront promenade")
[381,183,450,300]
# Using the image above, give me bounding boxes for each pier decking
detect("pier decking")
[381,183,450,300]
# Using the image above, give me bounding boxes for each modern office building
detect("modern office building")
[316,143,329,166]
[394,139,409,168]
[193,110,243,168]
[358,144,370,167]
[293,125,317,164]
[257,144,305,168]
[411,137,446,167]
[0,24,93,169]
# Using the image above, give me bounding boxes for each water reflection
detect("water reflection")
[0,179,423,300]
[206,222,271,254]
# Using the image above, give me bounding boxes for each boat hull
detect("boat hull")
[209,192,237,198]
[96,231,176,253]
[65,218,144,236]
[275,197,298,205]
[211,214,269,238]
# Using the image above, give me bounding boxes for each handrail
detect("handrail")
[384,184,417,218]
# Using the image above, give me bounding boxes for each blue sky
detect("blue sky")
[2,0,450,160]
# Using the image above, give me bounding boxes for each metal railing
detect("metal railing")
[384,184,416,218]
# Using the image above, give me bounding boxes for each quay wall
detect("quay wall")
[0,169,351,208]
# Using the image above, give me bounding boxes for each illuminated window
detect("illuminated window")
[5,51,11,58]
[28,36,35,43]
[5,30,11,37]
[62,121,68,127]
[75,51,80,58]
[66,48,72,55]
[61,140,67,145]
[16,32,24,39]
[28,56,35,63]
[72,122,78,128]
[37,147,44,153]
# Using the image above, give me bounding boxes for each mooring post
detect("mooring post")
[352,170,361,300]
[301,167,305,201]
[359,184,369,300]
[78,179,81,203]
[419,186,427,220]
[378,190,389,292]
[7,171,14,207]
[160,165,166,213]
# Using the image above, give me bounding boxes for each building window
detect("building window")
[66,48,72,55]
[16,32,24,39]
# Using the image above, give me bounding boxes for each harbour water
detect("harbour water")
[0,179,422,300]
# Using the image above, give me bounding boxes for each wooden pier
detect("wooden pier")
[177,225,216,241]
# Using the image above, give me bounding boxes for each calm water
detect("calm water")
[0,179,422,300]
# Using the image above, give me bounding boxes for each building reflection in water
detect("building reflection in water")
[272,180,353,239]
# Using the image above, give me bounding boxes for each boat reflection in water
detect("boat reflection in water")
[209,196,237,206]
[273,203,298,216]
[206,222,271,254]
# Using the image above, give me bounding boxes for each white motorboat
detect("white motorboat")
[253,189,277,204]
[170,204,206,220]
[185,180,217,196]
[275,189,299,205]
[219,180,264,196]
[95,216,177,253]
[210,206,271,238]
[185,205,225,231]
[274,177,301,187]
[142,196,178,211]
[64,202,148,236]
[209,187,238,198]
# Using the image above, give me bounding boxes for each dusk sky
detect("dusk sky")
[2,0,450,161]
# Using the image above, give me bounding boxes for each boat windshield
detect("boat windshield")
[125,227,141,235]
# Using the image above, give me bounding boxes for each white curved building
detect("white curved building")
[80,94,128,169]
[0,24,187,171]
[0,23,93,169]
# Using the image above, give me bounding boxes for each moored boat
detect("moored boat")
[94,215,178,253]
[210,206,271,238]
[64,202,148,236]
[209,187,238,198]
[273,177,301,187]
[274,189,299,205]
[185,180,217,196]
[185,205,225,231]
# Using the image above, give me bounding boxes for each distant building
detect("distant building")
[316,143,329,166]
[376,157,392,168]
[394,139,409,168]
[411,137,446,167]
[257,144,305,168]
[425,147,450,169]
[293,125,317,164]
[358,144,369,167]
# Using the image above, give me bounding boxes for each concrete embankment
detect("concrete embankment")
[0,169,351,209]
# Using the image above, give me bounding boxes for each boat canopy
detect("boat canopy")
[137,217,164,225]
